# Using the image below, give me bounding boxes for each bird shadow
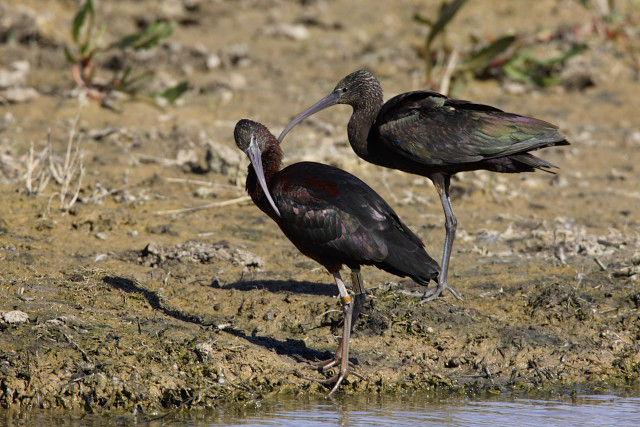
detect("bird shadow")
[223,328,331,362]
[102,275,331,362]
[221,279,337,297]
[103,275,222,326]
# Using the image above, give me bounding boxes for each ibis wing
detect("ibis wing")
[273,162,424,264]
[375,91,566,166]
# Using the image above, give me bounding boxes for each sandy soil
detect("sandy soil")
[0,0,639,416]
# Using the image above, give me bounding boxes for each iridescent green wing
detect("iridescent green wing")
[375,91,566,166]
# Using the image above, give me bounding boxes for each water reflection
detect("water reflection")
[202,394,640,427]
[2,394,639,426]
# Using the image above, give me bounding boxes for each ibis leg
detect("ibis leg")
[304,272,363,394]
[310,272,352,371]
[350,268,367,331]
[423,175,463,301]
[328,272,354,396]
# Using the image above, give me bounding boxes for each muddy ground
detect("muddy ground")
[0,0,639,417]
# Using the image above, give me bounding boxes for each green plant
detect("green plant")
[456,35,518,76]
[501,44,588,87]
[414,0,469,85]
[65,0,188,109]
[415,1,590,94]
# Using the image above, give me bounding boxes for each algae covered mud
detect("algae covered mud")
[1,0,639,416]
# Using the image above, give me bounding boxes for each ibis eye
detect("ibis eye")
[339,87,347,93]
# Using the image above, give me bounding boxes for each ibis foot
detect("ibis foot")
[310,356,358,372]
[319,367,366,397]
[398,285,463,301]
[420,283,464,302]
[312,357,338,371]
[298,364,365,394]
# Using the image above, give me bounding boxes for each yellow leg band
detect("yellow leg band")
[341,295,353,305]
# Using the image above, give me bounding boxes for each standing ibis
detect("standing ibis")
[278,69,569,300]
[234,119,440,395]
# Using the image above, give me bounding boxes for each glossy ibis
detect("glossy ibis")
[234,119,440,395]
[278,69,569,300]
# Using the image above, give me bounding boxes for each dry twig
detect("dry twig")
[155,196,251,216]
[439,49,459,95]
[24,140,50,195]
[164,176,241,190]
[49,118,85,211]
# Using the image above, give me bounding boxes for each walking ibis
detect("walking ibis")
[234,119,440,395]
[278,69,569,300]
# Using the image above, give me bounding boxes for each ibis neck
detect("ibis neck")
[347,97,382,160]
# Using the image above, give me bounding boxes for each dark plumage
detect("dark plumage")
[234,119,439,395]
[266,163,439,284]
[236,119,439,287]
[279,69,570,300]
[373,90,566,172]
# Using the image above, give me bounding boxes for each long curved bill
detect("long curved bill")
[278,90,341,143]
[246,136,281,217]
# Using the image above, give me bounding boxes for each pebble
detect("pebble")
[206,54,221,70]
[224,44,250,67]
[195,342,216,361]
[628,131,640,147]
[502,82,528,95]
[0,61,29,88]
[264,24,309,40]
[206,139,241,175]
[0,87,39,104]
[194,187,217,198]
[226,73,247,90]
[2,310,29,324]
[3,112,15,125]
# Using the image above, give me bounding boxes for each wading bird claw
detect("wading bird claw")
[420,283,464,303]
[301,359,366,396]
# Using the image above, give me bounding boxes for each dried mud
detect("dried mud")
[1,0,639,417]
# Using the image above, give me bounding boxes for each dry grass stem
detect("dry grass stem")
[439,49,459,95]
[24,140,51,195]
[48,118,86,211]
[164,177,241,190]
[155,195,251,216]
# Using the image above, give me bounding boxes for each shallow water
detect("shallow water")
[4,394,639,426]
[202,394,640,427]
